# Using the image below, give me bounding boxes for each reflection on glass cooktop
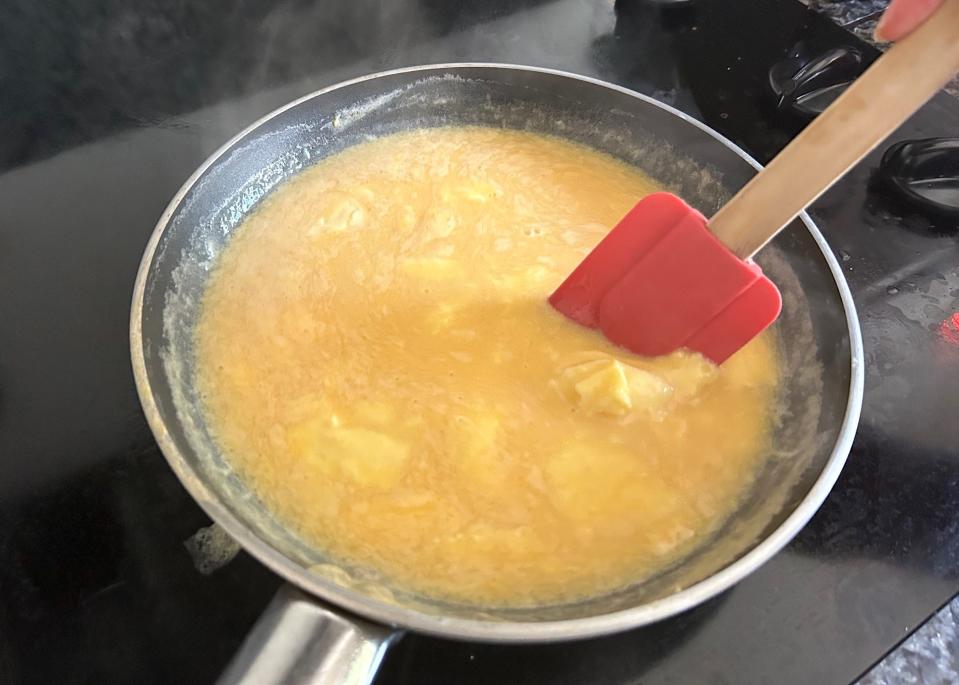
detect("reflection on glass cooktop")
[0,0,957,683]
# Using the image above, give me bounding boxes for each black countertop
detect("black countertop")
[2,1,958,683]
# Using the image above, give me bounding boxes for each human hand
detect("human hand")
[875,0,946,41]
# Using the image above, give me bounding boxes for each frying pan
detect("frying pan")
[130,64,864,684]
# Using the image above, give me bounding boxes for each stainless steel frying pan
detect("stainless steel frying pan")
[130,64,863,684]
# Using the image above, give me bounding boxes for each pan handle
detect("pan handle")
[217,584,402,685]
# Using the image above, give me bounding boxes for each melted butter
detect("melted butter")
[197,127,779,607]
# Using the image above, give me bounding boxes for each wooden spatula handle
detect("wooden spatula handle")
[709,0,959,259]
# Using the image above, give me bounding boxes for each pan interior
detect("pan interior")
[138,67,852,625]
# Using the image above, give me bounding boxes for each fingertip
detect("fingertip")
[872,19,890,42]
[874,0,945,42]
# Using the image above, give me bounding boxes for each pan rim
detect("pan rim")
[130,62,864,642]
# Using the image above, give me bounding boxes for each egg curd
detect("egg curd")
[196,127,779,607]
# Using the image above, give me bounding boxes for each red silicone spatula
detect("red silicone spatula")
[551,0,959,364]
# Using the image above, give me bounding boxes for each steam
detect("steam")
[184,0,617,153]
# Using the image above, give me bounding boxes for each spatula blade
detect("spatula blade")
[549,193,692,328]
[550,193,782,364]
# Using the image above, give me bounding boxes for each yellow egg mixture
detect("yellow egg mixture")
[197,127,779,607]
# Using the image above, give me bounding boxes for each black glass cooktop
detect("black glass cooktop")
[2,0,958,683]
